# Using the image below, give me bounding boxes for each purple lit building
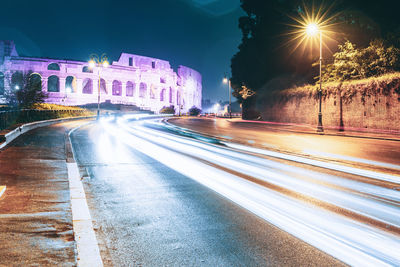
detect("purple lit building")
[0,41,202,113]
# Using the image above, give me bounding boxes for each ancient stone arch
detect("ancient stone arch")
[82,66,92,73]
[47,63,60,71]
[65,76,76,93]
[126,81,135,97]
[100,78,107,94]
[112,80,122,96]
[82,78,93,94]
[29,73,42,89]
[160,88,166,102]
[11,71,23,90]
[47,75,60,92]
[169,87,173,103]
[139,83,147,98]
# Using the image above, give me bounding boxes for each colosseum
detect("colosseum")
[0,40,202,114]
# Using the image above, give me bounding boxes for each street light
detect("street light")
[223,75,232,119]
[305,22,324,133]
[88,53,109,120]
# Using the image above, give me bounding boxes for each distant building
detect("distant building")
[0,40,202,114]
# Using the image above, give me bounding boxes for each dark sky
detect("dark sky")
[0,0,244,102]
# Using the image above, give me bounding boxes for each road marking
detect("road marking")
[67,162,103,267]
[303,149,400,170]
[67,122,103,267]
[0,186,6,199]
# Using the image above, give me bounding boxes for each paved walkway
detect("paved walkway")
[0,121,86,266]
[227,118,400,141]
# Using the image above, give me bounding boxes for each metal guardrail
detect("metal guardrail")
[0,109,89,131]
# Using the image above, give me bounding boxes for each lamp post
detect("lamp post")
[306,23,324,133]
[88,53,109,120]
[223,76,232,119]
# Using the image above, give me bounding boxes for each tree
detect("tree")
[322,40,400,82]
[188,106,201,116]
[5,71,47,108]
[232,0,400,96]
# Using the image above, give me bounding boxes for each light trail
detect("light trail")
[97,118,400,266]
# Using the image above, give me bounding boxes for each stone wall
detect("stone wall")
[259,75,400,131]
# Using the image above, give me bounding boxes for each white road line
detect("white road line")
[67,162,103,267]
[67,122,103,267]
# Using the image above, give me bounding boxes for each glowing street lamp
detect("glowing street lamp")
[223,75,232,119]
[88,53,109,120]
[305,22,324,133]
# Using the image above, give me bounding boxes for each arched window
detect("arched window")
[112,80,122,96]
[82,66,93,73]
[47,63,60,71]
[29,73,42,90]
[126,81,135,97]
[169,87,173,103]
[65,76,77,93]
[47,75,60,92]
[0,72,4,95]
[82,78,93,94]
[11,71,23,90]
[177,91,181,105]
[139,83,147,98]
[100,78,107,94]
[160,88,166,102]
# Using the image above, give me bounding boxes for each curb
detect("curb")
[0,186,6,199]
[0,116,95,150]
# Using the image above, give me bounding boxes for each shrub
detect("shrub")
[188,106,201,116]
[160,106,175,114]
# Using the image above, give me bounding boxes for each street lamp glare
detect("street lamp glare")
[306,22,319,37]
[223,77,228,84]
[103,60,109,68]
[89,60,96,69]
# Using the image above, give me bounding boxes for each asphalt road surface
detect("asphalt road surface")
[70,116,400,266]
[169,117,400,168]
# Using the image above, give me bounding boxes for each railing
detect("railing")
[0,109,91,131]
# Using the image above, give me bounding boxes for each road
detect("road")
[69,116,400,266]
[169,117,400,169]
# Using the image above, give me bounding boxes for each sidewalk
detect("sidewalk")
[0,120,86,266]
[227,118,400,141]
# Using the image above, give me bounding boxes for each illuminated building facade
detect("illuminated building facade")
[0,41,202,113]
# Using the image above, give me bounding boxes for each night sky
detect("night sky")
[0,0,244,102]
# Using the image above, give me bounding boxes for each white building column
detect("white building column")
[93,78,100,97]
[134,83,139,103]
[59,77,66,94]
[106,81,113,96]
[76,78,83,95]
[42,77,48,92]
[121,81,126,98]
